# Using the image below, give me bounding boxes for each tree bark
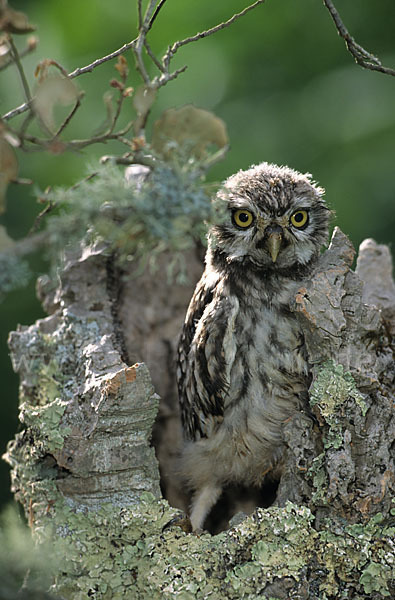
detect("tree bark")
[276,230,395,523]
[3,225,395,599]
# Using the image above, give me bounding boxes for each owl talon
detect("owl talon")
[162,513,192,534]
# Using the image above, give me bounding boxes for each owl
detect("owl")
[176,162,330,531]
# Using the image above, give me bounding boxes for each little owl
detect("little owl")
[177,161,330,531]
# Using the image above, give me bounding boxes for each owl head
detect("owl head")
[210,162,330,272]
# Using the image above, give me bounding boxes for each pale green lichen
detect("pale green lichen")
[317,511,394,599]
[47,498,318,599]
[16,350,71,453]
[310,360,367,422]
[308,452,328,503]
[307,362,357,501]
[20,397,71,452]
[30,495,391,599]
[35,360,62,404]
[309,360,367,450]
[3,443,394,600]
[359,561,392,597]
[307,361,372,506]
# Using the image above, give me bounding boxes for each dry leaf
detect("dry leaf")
[0,3,36,34]
[114,55,128,80]
[131,136,145,151]
[33,74,79,133]
[123,86,133,98]
[27,35,38,49]
[133,86,157,135]
[92,91,114,136]
[0,134,18,214]
[151,105,228,159]
[0,37,10,67]
[133,85,156,116]
[110,78,124,90]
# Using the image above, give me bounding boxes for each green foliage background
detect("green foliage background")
[1,0,395,509]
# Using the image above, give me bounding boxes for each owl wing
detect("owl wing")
[177,275,236,441]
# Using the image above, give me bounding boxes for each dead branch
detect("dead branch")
[1,0,267,151]
[160,0,266,74]
[323,0,395,76]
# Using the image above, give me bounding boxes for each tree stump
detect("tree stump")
[4,227,394,599]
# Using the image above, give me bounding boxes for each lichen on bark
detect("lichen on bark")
[3,223,395,598]
[5,242,161,515]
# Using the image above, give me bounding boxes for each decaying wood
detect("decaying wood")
[276,228,395,527]
[3,225,395,599]
[6,243,162,513]
[117,247,203,510]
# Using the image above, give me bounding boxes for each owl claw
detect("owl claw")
[162,513,193,534]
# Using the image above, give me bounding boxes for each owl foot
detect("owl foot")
[228,511,249,528]
[162,513,193,534]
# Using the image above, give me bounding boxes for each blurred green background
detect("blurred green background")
[1,0,395,509]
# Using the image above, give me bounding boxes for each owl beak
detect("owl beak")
[266,229,283,263]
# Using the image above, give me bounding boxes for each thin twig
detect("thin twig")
[63,119,134,150]
[53,95,83,138]
[107,88,126,135]
[144,39,166,73]
[1,101,31,121]
[140,0,159,32]
[200,144,230,171]
[68,40,137,79]
[19,110,34,141]
[12,112,135,153]
[140,1,184,84]
[162,0,266,70]
[148,0,168,31]
[45,59,69,78]
[2,39,138,121]
[2,0,267,154]
[12,177,33,185]
[155,64,188,89]
[0,37,37,73]
[322,0,395,77]
[70,171,98,191]
[29,201,55,234]
[7,35,32,102]
[137,0,143,30]
[133,43,150,85]
[101,152,157,168]
[21,131,127,152]
[2,0,267,122]
[134,0,159,85]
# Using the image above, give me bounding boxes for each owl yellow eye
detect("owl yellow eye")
[232,209,254,229]
[290,210,309,229]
